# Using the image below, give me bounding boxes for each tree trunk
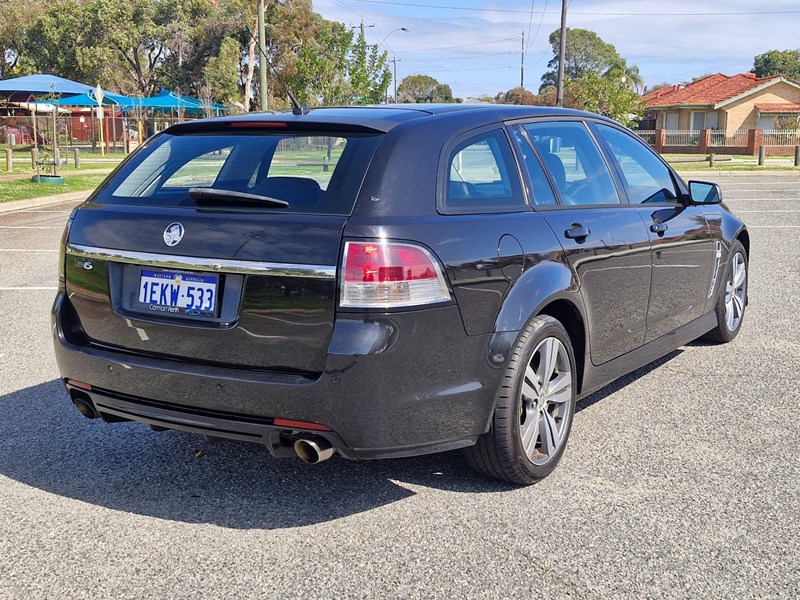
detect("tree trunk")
[242,19,258,112]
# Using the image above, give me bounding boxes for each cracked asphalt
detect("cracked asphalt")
[0,173,798,598]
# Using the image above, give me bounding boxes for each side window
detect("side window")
[522,121,620,206]
[445,129,525,212]
[512,128,557,206]
[596,124,678,204]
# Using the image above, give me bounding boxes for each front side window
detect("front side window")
[596,124,678,204]
[522,121,620,206]
[97,131,382,216]
[444,129,525,212]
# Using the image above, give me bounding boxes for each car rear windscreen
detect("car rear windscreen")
[93,130,383,215]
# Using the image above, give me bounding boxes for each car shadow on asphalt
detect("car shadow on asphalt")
[575,349,683,413]
[1,355,682,530]
[0,380,519,530]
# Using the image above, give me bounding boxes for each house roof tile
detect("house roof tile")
[755,102,800,113]
[644,73,789,108]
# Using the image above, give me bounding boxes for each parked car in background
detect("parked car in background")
[52,105,749,484]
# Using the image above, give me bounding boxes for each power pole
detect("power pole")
[392,54,401,102]
[556,0,568,107]
[520,31,525,89]
[257,0,268,111]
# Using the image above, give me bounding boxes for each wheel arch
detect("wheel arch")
[735,227,750,257]
[535,298,587,395]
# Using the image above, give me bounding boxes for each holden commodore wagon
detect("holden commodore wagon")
[52,105,748,484]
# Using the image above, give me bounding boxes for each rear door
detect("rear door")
[64,127,383,373]
[515,120,652,366]
[592,123,717,342]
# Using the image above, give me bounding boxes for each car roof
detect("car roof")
[167,104,605,135]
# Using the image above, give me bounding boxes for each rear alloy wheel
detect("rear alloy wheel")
[703,239,748,344]
[466,315,576,484]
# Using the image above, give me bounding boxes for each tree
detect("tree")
[540,28,621,91]
[566,72,644,126]
[347,27,391,104]
[604,58,643,93]
[495,87,536,105]
[397,74,458,103]
[202,37,241,104]
[752,49,800,79]
[0,0,46,79]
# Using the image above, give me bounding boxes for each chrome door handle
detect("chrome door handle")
[564,225,591,241]
[650,222,668,234]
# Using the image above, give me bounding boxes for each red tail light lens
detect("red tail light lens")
[340,241,451,308]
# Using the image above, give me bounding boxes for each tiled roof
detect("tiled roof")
[645,73,784,108]
[755,102,800,113]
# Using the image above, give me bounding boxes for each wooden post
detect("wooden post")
[795,145,800,167]
[708,153,715,168]
[6,148,13,173]
[31,147,39,169]
[73,147,81,169]
[758,145,766,166]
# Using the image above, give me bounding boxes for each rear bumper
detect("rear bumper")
[53,292,513,459]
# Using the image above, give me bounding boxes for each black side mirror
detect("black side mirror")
[688,180,722,204]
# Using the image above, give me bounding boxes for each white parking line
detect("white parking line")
[0,287,57,290]
[0,249,58,252]
[13,210,72,214]
[735,210,800,213]
[747,225,800,228]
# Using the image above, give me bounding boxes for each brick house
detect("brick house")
[642,72,800,132]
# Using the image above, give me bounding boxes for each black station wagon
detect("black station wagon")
[52,105,749,484]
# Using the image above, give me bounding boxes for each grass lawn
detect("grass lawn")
[0,173,109,203]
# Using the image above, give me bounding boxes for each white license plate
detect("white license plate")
[138,269,218,315]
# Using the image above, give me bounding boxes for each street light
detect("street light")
[378,28,410,103]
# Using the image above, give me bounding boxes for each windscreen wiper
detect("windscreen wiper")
[188,188,289,208]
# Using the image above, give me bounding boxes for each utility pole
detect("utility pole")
[556,0,568,107]
[257,0,268,111]
[520,31,525,89]
[392,54,400,102]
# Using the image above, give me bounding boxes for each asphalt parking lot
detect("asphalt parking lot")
[0,173,798,599]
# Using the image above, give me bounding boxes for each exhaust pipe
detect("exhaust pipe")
[72,396,97,419]
[294,437,335,464]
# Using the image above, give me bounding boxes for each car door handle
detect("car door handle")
[650,222,668,235]
[564,225,591,241]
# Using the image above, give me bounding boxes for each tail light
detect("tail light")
[340,241,451,308]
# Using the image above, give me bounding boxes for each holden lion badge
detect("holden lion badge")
[163,222,185,247]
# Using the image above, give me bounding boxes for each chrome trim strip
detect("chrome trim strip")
[65,243,336,279]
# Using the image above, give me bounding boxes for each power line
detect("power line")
[527,0,549,55]
[403,51,516,64]
[403,35,521,54]
[353,1,800,17]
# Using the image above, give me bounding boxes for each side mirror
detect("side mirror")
[688,180,722,204]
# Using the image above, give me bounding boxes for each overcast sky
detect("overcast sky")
[313,0,800,98]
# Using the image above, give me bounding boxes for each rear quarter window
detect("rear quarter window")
[441,129,526,214]
[95,131,383,216]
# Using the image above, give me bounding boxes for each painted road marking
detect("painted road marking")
[0,287,58,290]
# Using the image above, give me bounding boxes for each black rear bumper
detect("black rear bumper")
[53,292,512,459]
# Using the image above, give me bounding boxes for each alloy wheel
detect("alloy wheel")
[519,337,573,466]
[724,251,747,332]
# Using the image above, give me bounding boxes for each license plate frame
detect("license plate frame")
[137,268,219,318]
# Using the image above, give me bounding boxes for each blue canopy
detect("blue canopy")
[125,89,223,115]
[0,74,93,96]
[55,90,134,108]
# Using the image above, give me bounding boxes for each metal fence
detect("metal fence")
[710,129,749,147]
[634,130,656,146]
[762,129,800,146]
[664,130,700,146]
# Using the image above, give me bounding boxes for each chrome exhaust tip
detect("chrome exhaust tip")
[72,397,97,419]
[294,437,335,464]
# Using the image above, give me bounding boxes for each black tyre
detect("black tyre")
[465,315,577,485]
[702,239,748,344]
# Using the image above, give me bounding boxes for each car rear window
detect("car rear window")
[94,131,383,215]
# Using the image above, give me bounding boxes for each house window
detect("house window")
[664,112,679,130]
[691,111,705,130]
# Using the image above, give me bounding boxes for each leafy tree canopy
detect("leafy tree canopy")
[752,49,800,79]
[397,74,460,103]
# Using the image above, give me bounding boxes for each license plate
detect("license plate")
[138,269,218,316]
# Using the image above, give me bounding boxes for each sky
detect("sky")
[313,0,800,99]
